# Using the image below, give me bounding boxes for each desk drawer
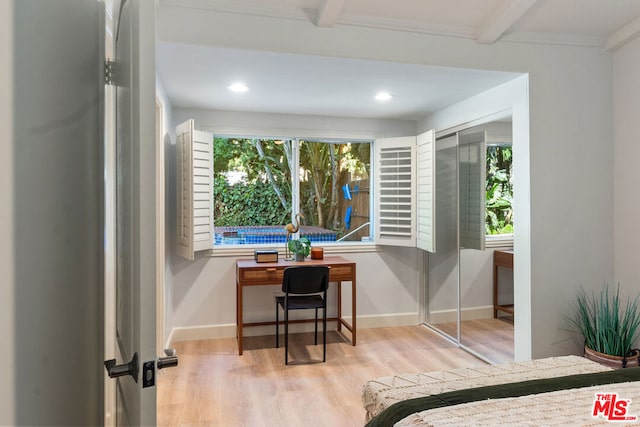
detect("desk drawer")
[241,267,284,283]
[237,262,355,284]
[329,265,354,281]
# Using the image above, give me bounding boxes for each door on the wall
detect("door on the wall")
[106,0,158,424]
[427,133,460,340]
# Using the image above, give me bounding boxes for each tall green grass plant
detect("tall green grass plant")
[570,283,640,357]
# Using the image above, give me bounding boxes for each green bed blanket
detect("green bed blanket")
[365,366,640,427]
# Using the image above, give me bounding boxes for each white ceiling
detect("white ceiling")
[156,0,640,120]
[157,43,521,120]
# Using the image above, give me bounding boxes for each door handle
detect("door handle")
[104,352,139,382]
[157,348,178,370]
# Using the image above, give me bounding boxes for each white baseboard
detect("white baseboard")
[167,312,420,346]
[428,305,494,324]
[350,313,420,328]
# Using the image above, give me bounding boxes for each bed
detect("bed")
[363,356,640,426]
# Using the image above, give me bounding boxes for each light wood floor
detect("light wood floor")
[434,317,515,364]
[157,325,501,427]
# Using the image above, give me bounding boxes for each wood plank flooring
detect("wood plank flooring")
[434,318,515,364]
[157,325,495,426]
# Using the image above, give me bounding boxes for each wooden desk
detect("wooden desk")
[493,249,514,318]
[235,256,357,355]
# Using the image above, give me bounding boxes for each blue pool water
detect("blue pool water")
[214,225,337,245]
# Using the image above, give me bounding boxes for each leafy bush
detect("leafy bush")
[486,146,513,235]
[214,177,289,226]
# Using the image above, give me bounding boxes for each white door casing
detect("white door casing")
[156,98,166,357]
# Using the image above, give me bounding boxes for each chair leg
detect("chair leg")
[314,307,318,345]
[322,305,327,362]
[284,306,289,365]
[275,301,279,348]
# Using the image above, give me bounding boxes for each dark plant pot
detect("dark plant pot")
[295,253,305,262]
[584,346,640,369]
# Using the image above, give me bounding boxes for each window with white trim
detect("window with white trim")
[176,120,375,259]
[212,136,372,247]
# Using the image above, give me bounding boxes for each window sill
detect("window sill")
[204,236,513,257]
[485,234,514,249]
[207,242,379,258]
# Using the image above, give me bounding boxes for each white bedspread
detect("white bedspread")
[362,356,612,421]
[396,381,640,427]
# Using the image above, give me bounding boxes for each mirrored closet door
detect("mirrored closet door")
[426,120,514,364]
[426,133,460,341]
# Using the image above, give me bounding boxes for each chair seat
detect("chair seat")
[276,295,324,310]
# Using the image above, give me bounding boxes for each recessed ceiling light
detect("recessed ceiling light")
[228,82,249,93]
[375,91,393,101]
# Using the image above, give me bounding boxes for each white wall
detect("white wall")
[613,36,640,319]
[9,1,105,424]
[158,7,614,360]
[0,0,14,424]
[169,248,421,342]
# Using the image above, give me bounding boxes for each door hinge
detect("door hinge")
[105,60,116,86]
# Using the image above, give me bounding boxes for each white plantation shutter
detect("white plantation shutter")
[176,120,192,259]
[176,119,214,260]
[416,130,436,253]
[459,130,486,250]
[375,137,416,247]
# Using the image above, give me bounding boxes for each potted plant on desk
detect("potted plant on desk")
[570,283,640,368]
[288,236,311,262]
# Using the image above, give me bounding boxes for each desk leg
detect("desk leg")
[336,279,357,346]
[352,275,356,346]
[237,280,243,355]
[493,261,498,318]
[337,281,342,332]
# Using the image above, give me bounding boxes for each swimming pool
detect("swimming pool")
[214,225,338,245]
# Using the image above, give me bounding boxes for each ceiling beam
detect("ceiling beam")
[315,0,347,28]
[476,0,539,44]
[606,15,640,51]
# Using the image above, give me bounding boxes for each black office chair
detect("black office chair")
[275,266,329,365]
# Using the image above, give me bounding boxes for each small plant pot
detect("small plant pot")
[295,253,305,262]
[584,346,640,369]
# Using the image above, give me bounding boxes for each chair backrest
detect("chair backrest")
[282,266,329,295]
